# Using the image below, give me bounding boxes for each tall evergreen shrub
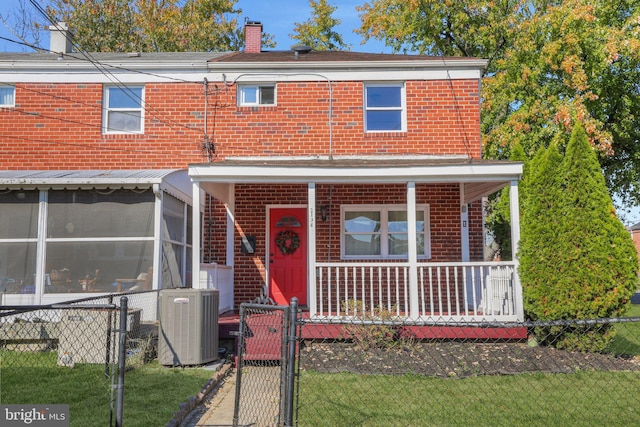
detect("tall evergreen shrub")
[519,124,638,351]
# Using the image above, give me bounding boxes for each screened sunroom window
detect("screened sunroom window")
[0,190,39,294]
[161,193,192,288]
[45,189,155,293]
[342,205,430,259]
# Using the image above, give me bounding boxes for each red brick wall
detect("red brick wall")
[0,78,480,169]
[210,183,479,304]
[632,229,640,271]
[209,80,481,159]
[0,82,207,169]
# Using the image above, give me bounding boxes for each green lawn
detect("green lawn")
[297,307,640,427]
[0,351,213,427]
[606,304,640,355]
[3,305,640,426]
[297,370,640,427]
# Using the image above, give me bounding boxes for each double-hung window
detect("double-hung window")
[342,204,430,259]
[0,86,15,107]
[238,84,275,106]
[364,83,405,132]
[103,86,144,133]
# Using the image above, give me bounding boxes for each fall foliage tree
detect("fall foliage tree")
[291,0,350,51]
[358,0,640,209]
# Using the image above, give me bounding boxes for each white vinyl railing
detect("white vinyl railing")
[199,263,234,313]
[314,261,521,322]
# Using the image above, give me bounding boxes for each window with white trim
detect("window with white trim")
[0,86,15,107]
[341,204,430,259]
[103,86,144,133]
[238,84,276,106]
[364,83,405,132]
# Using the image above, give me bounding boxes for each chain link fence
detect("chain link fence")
[295,315,640,426]
[0,291,159,426]
[233,302,292,427]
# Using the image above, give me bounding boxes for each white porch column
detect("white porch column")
[509,180,524,321]
[226,184,235,268]
[460,184,470,262]
[308,183,317,316]
[192,181,202,289]
[407,182,419,319]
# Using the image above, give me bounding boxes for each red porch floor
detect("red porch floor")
[218,310,528,341]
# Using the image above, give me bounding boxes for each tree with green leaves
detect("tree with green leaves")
[484,142,526,261]
[43,0,246,52]
[291,0,350,51]
[519,124,638,351]
[357,0,640,211]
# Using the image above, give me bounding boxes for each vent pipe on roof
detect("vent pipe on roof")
[244,20,263,53]
[292,45,313,59]
[49,22,73,54]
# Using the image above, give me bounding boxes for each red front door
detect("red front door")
[269,207,307,305]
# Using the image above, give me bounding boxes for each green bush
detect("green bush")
[519,124,639,351]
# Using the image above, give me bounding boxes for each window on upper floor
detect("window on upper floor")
[0,86,15,107]
[341,204,430,259]
[238,84,276,106]
[103,86,144,133]
[364,83,405,132]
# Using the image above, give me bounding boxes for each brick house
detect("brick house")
[0,22,523,322]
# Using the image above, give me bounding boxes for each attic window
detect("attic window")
[0,86,15,107]
[238,84,276,106]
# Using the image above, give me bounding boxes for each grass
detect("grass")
[296,307,640,427]
[0,351,213,427]
[606,304,640,355]
[3,305,640,426]
[297,370,640,427]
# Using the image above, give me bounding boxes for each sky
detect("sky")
[0,0,391,53]
[1,0,639,225]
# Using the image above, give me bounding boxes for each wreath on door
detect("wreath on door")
[275,230,300,255]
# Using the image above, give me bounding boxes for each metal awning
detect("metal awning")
[0,169,192,203]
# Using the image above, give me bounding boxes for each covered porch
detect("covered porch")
[189,158,524,323]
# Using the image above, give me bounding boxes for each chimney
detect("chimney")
[244,21,262,53]
[49,22,73,54]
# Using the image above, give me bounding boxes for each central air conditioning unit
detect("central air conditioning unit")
[158,288,219,366]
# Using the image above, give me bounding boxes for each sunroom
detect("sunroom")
[0,169,194,306]
[189,158,524,323]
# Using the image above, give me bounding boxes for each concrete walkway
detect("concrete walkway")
[180,368,237,427]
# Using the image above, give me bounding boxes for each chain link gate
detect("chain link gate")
[233,298,299,427]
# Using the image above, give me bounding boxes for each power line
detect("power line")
[26,1,206,136]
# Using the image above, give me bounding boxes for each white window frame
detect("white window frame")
[341,204,431,260]
[102,85,144,134]
[364,82,406,132]
[0,85,16,107]
[238,84,276,106]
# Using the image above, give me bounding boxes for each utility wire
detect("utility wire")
[26,1,206,135]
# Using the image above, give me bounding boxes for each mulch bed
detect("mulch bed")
[299,341,640,378]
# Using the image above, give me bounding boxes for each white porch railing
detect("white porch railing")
[199,263,234,313]
[314,262,521,322]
